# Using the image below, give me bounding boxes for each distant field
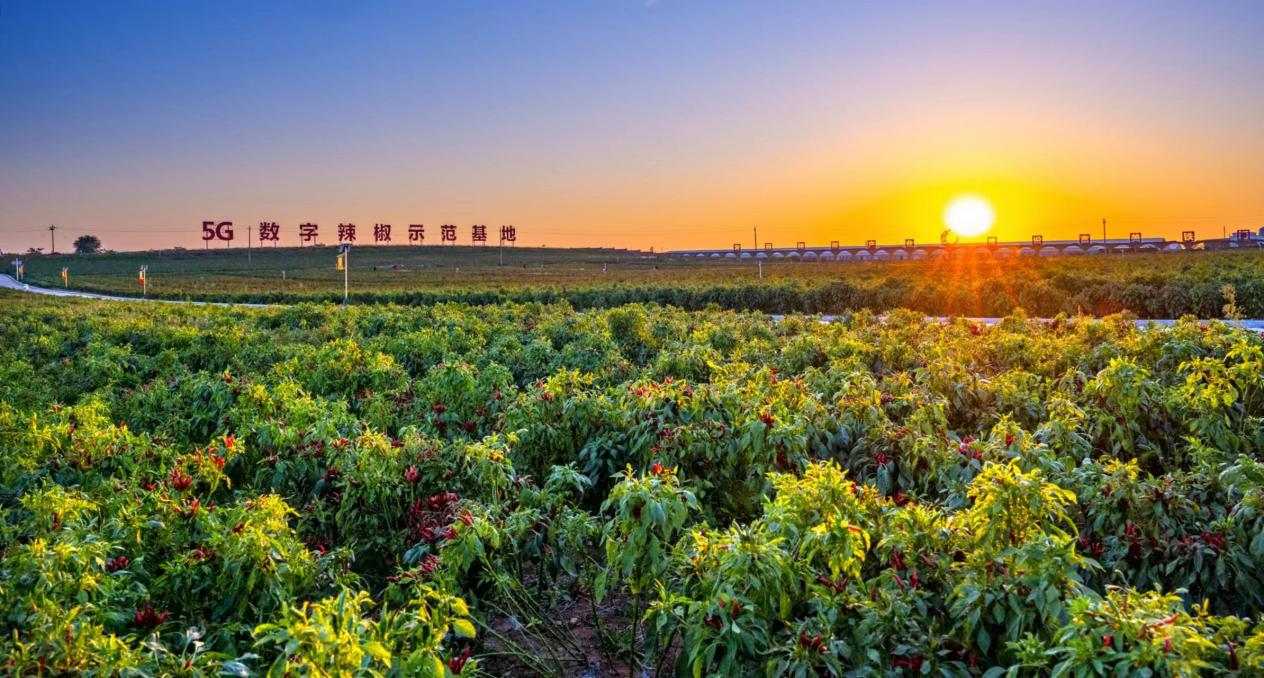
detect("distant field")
[13,246,687,294]
[8,244,1264,318]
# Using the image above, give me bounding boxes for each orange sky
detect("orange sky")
[2,3,1262,253]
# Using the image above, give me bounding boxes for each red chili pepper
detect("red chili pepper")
[448,647,471,674]
[168,467,192,491]
[133,606,169,629]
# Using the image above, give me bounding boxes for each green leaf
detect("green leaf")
[977,626,992,654]
[219,660,252,677]
[452,618,477,638]
[363,641,392,662]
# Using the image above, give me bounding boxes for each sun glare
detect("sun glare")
[943,195,995,238]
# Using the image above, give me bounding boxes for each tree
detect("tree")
[73,235,102,254]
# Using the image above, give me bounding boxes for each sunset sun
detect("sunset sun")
[943,194,996,238]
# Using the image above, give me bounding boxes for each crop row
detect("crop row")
[18,250,1264,318]
[1,296,1262,675]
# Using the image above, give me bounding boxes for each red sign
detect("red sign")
[199,221,519,247]
[299,223,319,244]
[258,222,280,242]
[202,221,234,241]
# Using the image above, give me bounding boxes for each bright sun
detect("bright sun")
[943,194,995,238]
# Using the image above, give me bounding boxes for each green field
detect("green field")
[8,245,1264,318]
[2,293,1263,675]
[13,246,686,295]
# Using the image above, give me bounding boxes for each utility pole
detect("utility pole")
[753,225,758,251]
[338,244,351,305]
[247,225,252,263]
[1101,218,1106,243]
[49,225,57,254]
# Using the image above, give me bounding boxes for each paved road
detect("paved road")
[4,273,1263,330]
[0,274,272,307]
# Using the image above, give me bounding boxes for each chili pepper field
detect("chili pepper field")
[1,291,1263,676]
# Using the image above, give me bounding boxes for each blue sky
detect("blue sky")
[2,1,1263,251]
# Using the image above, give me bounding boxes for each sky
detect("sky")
[2,1,1263,253]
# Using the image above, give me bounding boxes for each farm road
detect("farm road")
[1,273,272,308]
